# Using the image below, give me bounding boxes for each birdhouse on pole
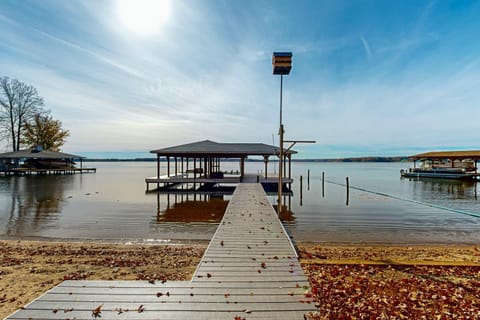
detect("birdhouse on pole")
[272,52,292,75]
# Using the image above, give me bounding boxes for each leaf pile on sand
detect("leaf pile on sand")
[0,240,205,318]
[299,244,480,319]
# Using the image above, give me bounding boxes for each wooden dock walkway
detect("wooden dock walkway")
[6,184,316,320]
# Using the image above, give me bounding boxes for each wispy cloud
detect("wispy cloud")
[33,29,144,79]
[0,13,17,26]
[360,35,372,59]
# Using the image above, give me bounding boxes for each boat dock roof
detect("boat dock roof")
[150,140,296,157]
[411,150,480,160]
[0,149,84,160]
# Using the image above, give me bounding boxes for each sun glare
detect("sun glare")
[116,0,171,35]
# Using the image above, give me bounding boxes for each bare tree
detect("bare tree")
[22,113,70,151]
[0,77,45,151]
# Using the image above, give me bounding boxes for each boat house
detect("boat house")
[402,150,480,179]
[146,140,296,192]
[0,148,95,175]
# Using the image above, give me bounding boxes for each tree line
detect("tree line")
[0,76,69,152]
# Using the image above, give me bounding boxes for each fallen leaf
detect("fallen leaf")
[92,304,103,318]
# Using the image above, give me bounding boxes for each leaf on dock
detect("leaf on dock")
[92,303,103,318]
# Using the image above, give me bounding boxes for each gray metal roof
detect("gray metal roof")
[150,140,296,157]
[0,149,84,160]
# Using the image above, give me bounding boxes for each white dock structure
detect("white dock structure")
[6,184,316,319]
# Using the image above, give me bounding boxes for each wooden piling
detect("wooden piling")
[322,171,325,198]
[346,176,350,206]
[300,175,303,206]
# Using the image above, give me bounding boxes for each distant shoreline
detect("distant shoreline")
[83,156,409,163]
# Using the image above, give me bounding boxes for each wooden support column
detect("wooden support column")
[157,154,160,179]
[175,157,178,176]
[193,157,196,178]
[204,157,207,177]
[156,193,160,220]
[193,157,196,191]
[181,157,184,174]
[264,156,269,179]
[240,157,245,180]
[167,156,170,177]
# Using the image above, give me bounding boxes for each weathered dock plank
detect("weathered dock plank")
[8,310,313,320]
[6,184,316,320]
[188,184,316,317]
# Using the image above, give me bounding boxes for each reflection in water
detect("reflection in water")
[2,175,74,236]
[409,178,478,201]
[278,208,296,223]
[156,192,297,224]
[156,193,229,223]
[272,195,296,223]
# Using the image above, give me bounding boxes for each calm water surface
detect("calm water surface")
[1,161,479,244]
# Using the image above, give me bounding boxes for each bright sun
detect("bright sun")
[116,0,171,35]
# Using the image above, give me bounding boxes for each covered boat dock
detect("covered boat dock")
[145,140,296,192]
[403,150,480,179]
[0,148,95,175]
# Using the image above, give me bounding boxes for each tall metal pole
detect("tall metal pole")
[278,75,284,213]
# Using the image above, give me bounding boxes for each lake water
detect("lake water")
[1,161,479,244]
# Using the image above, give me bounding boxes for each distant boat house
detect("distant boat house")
[146,140,296,192]
[0,148,95,175]
[410,151,480,170]
[401,150,480,179]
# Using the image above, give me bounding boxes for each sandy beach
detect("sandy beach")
[0,240,205,318]
[1,240,480,319]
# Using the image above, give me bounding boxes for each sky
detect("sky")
[0,0,479,158]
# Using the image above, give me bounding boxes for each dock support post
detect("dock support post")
[322,171,325,198]
[240,156,245,181]
[264,156,268,179]
[156,154,160,189]
[300,175,303,206]
[193,157,196,190]
[346,177,350,206]
[167,157,170,177]
[156,193,160,221]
